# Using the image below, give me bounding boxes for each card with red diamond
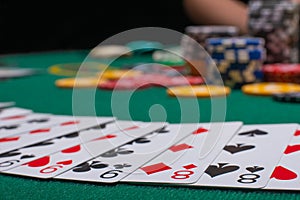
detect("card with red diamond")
[55,123,207,183]
[121,122,242,185]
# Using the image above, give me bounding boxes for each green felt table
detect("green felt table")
[0,50,300,200]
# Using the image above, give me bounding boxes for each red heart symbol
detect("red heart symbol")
[284,144,300,154]
[1,115,26,120]
[56,160,72,165]
[93,134,116,141]
[270,166,297,180]
[0,136,20,143]
[60,121,79,126]
[294,130,300,136]
[193,128,208,135]
[30,128,50,134]
[25,156,50,167]
[61,145,81,153]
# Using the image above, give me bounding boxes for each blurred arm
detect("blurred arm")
[183,0,248,34]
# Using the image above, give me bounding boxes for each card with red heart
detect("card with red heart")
[192,124,298,189]
[264,128,300,190]
[2,122,165,178]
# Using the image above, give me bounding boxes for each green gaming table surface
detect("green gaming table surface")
[0,50,300,200]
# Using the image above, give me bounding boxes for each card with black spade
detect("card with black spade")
[55,123,202,183]
[0,120,137,172]
[192,123,298,189]
[121,122,242,185]
[2,122,165,178]
[0,116,114,154]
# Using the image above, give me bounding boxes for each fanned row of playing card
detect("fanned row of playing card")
[0,102,300,191]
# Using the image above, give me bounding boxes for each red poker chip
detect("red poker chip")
[263,64,300,75]
[98,79,152,90]
[98,74,204,90]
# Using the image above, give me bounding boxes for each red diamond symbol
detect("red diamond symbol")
[193,128,208,135]
[141,162,172,175]
[183,164,197,170]
[169,143,193,152]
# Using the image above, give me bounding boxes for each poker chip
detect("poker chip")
[241,82,300,96]
[181,25,240,77]
[48,62,108,76]
[152,46,185,65]
[98,78,152,90]
[98,74,204,90]
[262,64,300,84]
[133,64,189,76]
[205,37,266,89]
[126,40,163,55]
[206,37,265,48]
[100,69,142,80]
[89,45,132,58]
[55,77,107,88]
[272,92,300,103]
[209,48,266,62]
[166,85,231,97]
[248,0,299,63]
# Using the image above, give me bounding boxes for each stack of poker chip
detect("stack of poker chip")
[262,63,300,83]
[206,37,266,89]
[181,26,240,76]
[248,0,299,63]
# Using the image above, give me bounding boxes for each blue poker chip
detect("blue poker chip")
[206,37,265,48]
[210,48,266,61]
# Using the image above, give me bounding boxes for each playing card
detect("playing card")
[0,113,51,127]
[0,114,79,138]
[2,122,166,178]
[0,120,139,172]
[0,102,15,109]
[0,116,115,154]
[192,123,298,189]
[122,122,243,185]
[55,123,203,183]
[264,128,300,191]
[0,107,32,119]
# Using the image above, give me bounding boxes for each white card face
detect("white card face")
[0,102,15,109]
[0,107,32,119]
[55,123,202,183]
[0,116,115,154]
[122,122,243,185]
[2,122,166,178]
[0,115,76,139]
[264,128,300,191]
[193,123,298,189]
[0,120,138,171]
[0,113,51,127]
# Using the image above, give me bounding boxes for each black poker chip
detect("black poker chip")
[272,92,300,103]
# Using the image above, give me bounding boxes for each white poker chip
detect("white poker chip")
[89,45,132,58]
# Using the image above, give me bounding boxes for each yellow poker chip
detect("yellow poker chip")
[167,85,231,97]
[48,62,108,76]
[99,69,142,80]
[55,77,107,88]
[241,82,300,96]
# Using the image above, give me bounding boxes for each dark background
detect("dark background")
[0,1,193,54]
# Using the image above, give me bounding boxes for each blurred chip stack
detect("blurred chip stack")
[262,63,300,83]
[248,0,299,63]
[206,37,266,89]
[181,26,240,77]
